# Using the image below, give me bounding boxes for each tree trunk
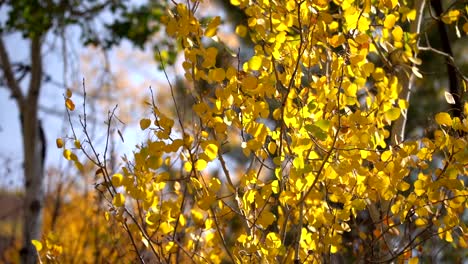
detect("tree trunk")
[0,34,45,264]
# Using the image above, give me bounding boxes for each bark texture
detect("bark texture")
[0,35,45,264]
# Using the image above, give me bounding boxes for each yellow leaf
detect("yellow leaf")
[258,211,276,227]
[205,16,221,37]
[385,107,400,121]
[197,194,215,210]
[65,98,75,111]
[31,239,42,252]
[191,208,205,226]
[435,112,452,126]
[56,138,64,148]
[209,177,221,192]
[445,231,453,242]
[66,88,72,98]
[113,193,125,207]
[243,189,256,206]
[248,56,262,71]
[384,14,396,29]
[236,25,248,37]
[265,232,281,249]
[203,142,219,160]
[74,139,81,149]
[463,22,468,34]
[441,9,460,24]
[408,257,419,264]
[392,26,403,42]
[209,68,226,82]
[381,150,392,162]
[140,118,151,130]
[397,181,410,191]
[184,161,192,172]
[195,159,207,171]
[271,180,279,194]
[111,173,124,187]
[243,75,258,90]
[329,34,345,48]
[63,149,72,160]
[415,218,427,226]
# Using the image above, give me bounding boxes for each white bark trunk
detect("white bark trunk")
[0,35,45,264]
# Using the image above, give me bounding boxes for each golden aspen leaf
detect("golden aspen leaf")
[197,194,215,211]
[191,208,205,226]
[414,218,427,226]
[329,34,345,48]
[209,177,221,192]
[195,159,207,171]
[271,180,279,194]
[385,107,400,121]
[435,112,452,126]
[203,142,218,160]
[392,26,403,41]
[235,25,248,37]
[113,193,125,207]
[266,232,281,249]
[230,0,241,6]
[65,88,72,98]
[56,138,63,148]
[351,199,366,210]
[65,98,75,111]
[111,173,124,187]
[243,75,258,90]
[248,56,262,71]
[31,240,42,252]
[384,14,397,29]
[408,257,419,264]
[74,139,81,149]
[459,236,468,248]
[381,150,392,161]
[258,211,276,228]
[63,149,72,160]
[276,31,286,43]
[268,141,277,154]
[209,68,225,82]
[205,16,221,37]
[397,181,410,191]
[243,189,256,206]
[140,118,151,130]
[463,22,468,34]
[361,62,375,76]
[445,231,453,242]
[441,9,460,24]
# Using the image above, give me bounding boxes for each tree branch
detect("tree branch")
[27,35,42,102]
[0,36,24,105]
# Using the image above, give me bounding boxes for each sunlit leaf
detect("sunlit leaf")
[65,98,75,111]
[195,159,207,171]
[31,240,42,252]
[385,108,400,121]
[435,112,452,126]
[205,16,221,37]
